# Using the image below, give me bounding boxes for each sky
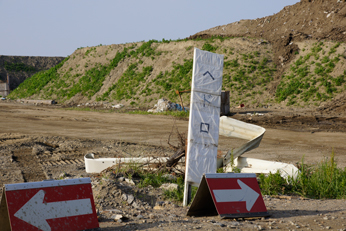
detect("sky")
[0,0,299,57]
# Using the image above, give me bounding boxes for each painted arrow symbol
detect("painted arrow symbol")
[14,190,93,231]
[203,71,214,80]
[212,179,259,211]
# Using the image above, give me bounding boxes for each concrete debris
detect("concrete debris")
[125,178,135,185]
[246,112,264,116]
[118,177,125,182]
[147,98,187,113]
[112,104,124,109]
[126,194,135,205]
[19,99,56,105]
[121,193,128,201]
[111,214,123,220]
[160,183,179,191]
[111,214,128,222]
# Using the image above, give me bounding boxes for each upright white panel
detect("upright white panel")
[185,48,224,185]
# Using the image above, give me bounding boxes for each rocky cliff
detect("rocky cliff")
[0,55,65,90]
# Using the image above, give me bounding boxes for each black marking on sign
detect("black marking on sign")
[203,71,214,80]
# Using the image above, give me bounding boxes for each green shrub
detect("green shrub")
[154,59,193,100]
[224,59,240,68]
[276,79,303,102]
[334,75,345,86]
[4,62,36,72]
[202,42,217,52]
[314,65,325,75]
[291,152,346,199]
[312,44,323,53]
[329,42,340,55]
[321,56,330,64]
[258,171,288,195]
[259,152,346,199]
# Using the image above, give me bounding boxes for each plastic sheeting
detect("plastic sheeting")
[219,116,299,179]
[227,157,299,180]
[219,116,266,165]
[84,153,184,173]
[147,98,187,113]
[184,48,224,186]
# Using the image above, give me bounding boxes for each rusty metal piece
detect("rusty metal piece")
[175,89,191,111]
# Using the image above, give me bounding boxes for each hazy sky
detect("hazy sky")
[0,0,299,57]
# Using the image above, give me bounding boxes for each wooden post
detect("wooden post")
[220,91,230,115]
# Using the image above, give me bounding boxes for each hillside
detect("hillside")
[8,39,277,108]
[190,0,346,64]
[7,0,346,113]
[0,56,65,90]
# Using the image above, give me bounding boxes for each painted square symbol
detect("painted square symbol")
[200,123,210,133]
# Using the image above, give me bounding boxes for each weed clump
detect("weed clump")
[259,152,346,199]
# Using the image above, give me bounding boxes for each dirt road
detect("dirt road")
[2,101,346,230]
[1,102,346,166]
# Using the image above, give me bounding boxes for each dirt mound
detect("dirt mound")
[189,0,346,64]
[7,0,346,112]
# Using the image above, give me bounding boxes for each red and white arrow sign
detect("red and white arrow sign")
[213,179,259,211]
[204,173,268,217]
[14,190,93,231]
[4,178,99,231]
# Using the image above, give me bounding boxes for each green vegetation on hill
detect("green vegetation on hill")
[224,53,276,106]
[8,38,346,109]
[4,61,36,72]
[276,41,345,106]
[154,59,193,100]
[11,57,69,99]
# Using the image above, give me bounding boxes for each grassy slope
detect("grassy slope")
[276,41,346,107]
[8,37,346,109]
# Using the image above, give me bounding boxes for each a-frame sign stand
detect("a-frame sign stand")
[187,173,270,218]
[0,188,11,231]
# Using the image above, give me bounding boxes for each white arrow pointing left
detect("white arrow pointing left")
[213,179,259,211]
[14,190,93,231]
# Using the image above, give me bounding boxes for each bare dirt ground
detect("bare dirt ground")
[2,101,346,230]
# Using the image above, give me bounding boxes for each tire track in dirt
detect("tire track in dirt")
[12,148,46,182]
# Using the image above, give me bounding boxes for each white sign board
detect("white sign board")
[183,48,224,206]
